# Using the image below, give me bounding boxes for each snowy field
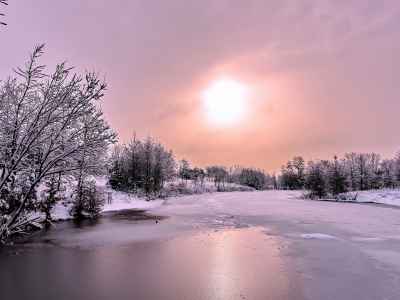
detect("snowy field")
[47,177,400,221]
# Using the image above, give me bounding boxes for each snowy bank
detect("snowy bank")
[353,189,400,207]
[47,178,253,221]
[298,188,400,207]
[48,178,165,220]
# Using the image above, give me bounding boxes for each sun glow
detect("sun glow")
[203,79,247,124]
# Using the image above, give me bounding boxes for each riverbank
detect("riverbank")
[36,177,400,223]
[45,178,254,221]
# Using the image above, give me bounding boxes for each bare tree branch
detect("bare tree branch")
[0,0,8,25]
[0,45,117,241]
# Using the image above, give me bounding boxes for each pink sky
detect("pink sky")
[1,0,400,173]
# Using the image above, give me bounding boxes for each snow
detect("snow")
[28,177,252,221]
[351,237,385,242]
[295,188,400,207]
[300,233,336,239]
[46,177,165,220]
[352,189,400,206]
[51,200,74,220]
[39,177,400,221]
[102,189,164,212]
[8,186,400,299]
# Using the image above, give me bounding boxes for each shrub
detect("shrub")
[70,181,105,218]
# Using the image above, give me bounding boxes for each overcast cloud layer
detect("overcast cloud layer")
[1,0,400,172]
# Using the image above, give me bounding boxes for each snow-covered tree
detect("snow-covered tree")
[205,165,271,190]
[68,112,108,217]
[108,144,126,189]
[304,160,328,198]
[0,44,117,241]
[237,167,269,190]
[178,159,190,184]
[327,155,347,196]
[189,167,205,186]
[40,174,65,221]
[70,180,105,218]
[205,165,229,189]
[272,172,277,189]
[107,133,176,197]
[280,162,295,190]
[0,0,8,26]
[280,157,305,190]
[342,152,381,191]
[292,156,305,187]
[392,151,400,187]
[380,159,396,189]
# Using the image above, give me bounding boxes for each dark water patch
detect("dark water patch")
[2,209,169,250]
[2,217,104,247]
[103,209,169,221]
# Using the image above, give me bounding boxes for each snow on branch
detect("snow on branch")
[0,45,117,242]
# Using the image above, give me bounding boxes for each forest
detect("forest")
[107,134,274,198]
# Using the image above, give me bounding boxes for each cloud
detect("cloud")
[2,0,400,172]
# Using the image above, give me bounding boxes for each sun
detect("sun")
[203,79,248,124]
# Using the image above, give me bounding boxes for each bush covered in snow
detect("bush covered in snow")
[150,181,254,200]
[156,182,213,199]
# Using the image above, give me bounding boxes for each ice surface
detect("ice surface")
[300,234,336,239]
[351,237,385,242]
[16,185,400,299]
[33,178,400,226]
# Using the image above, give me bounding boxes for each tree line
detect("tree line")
[177,161,276,191]
[279,152,400,199]
[108,142,277,196]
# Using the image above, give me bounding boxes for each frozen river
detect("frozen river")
[1,190,400,299]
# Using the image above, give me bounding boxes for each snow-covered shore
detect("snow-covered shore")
[352,188,400,206]
[47,177,400,221]
[49,178,165,220]
[48,178,247,220]
[299,188,400,207]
